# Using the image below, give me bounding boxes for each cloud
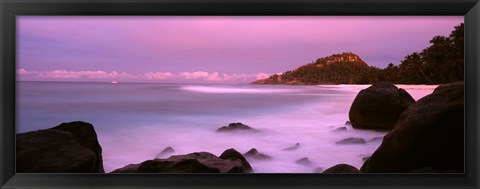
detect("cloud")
[45,70,81,79]
[180,71,210,79]
[17,68,29,75]
[179,71,224,81]
[44,70,133,79]
[17,68,271,83]
[255,73,271,80]
[179,71,223,81]
[180,71,270,82]
[17,69,133,80]
[145,72,174,80]
[221,72,271,81]
[206,72,222,81]
[222,73,248,81]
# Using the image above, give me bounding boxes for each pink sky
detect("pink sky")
[17,16,463,83]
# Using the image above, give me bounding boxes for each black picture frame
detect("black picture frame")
[1,0,479,188]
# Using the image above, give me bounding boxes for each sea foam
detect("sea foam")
[181,85,300,94]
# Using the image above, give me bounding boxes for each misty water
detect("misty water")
[17,81,437,173]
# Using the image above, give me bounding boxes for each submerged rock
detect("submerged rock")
[112,148,253,173]
[243,148,272,160]
[16,121,104,173]
[323,164,360,173]
[314,167,324,173]
[361,82,464,173]
[283,143,300,151]
[368,137,384,142]
[349,82,415,130]
[335,137,366,145]
[295,157,312,166]
[362,156,371,162]
[216,122,255,132]
[357,154,371,163]
[156,146,175,158]
[333,127,347,132]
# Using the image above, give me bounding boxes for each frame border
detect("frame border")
[1,0,479,188]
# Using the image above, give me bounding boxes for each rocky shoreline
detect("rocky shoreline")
[16,81,464,173]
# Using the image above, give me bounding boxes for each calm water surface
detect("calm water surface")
[17,81,435,173]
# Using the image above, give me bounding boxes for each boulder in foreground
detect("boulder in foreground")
[361,82,464,173]
[16,121,104,173]
[112,148,253,173]
[349,82,415,130]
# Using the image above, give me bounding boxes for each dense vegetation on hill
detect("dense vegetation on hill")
[254,52,378,85]
[254,23,464,85]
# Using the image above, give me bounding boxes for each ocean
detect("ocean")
[16,81,437,173]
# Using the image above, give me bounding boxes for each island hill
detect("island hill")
[253,52,376,85]
[254,23,464,85]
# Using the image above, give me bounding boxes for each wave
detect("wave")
[181,85,299,94]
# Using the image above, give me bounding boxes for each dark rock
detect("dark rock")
[361,82,464,173]
[219,148,253,173]
[323,164,360,173]
[111,163,141,173]
[162,158,221,173]
[156,146,175,158]
[243,148,272,160]
[433,81,463,93]
[283,143,300,151]
[162,146,175,153]
[113,149,253,173]
[295,157,312,166]
[333,127,347,132]
[244,148,259,156]
[216,122,255,132]
[16,121,104,173]
[314,167,324,173]
[138,158,220,173]
[349,82,415,130]
[335,137,366,145]
[369,137,384,142]
[362,156,371,162]
[358,154,371,162]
